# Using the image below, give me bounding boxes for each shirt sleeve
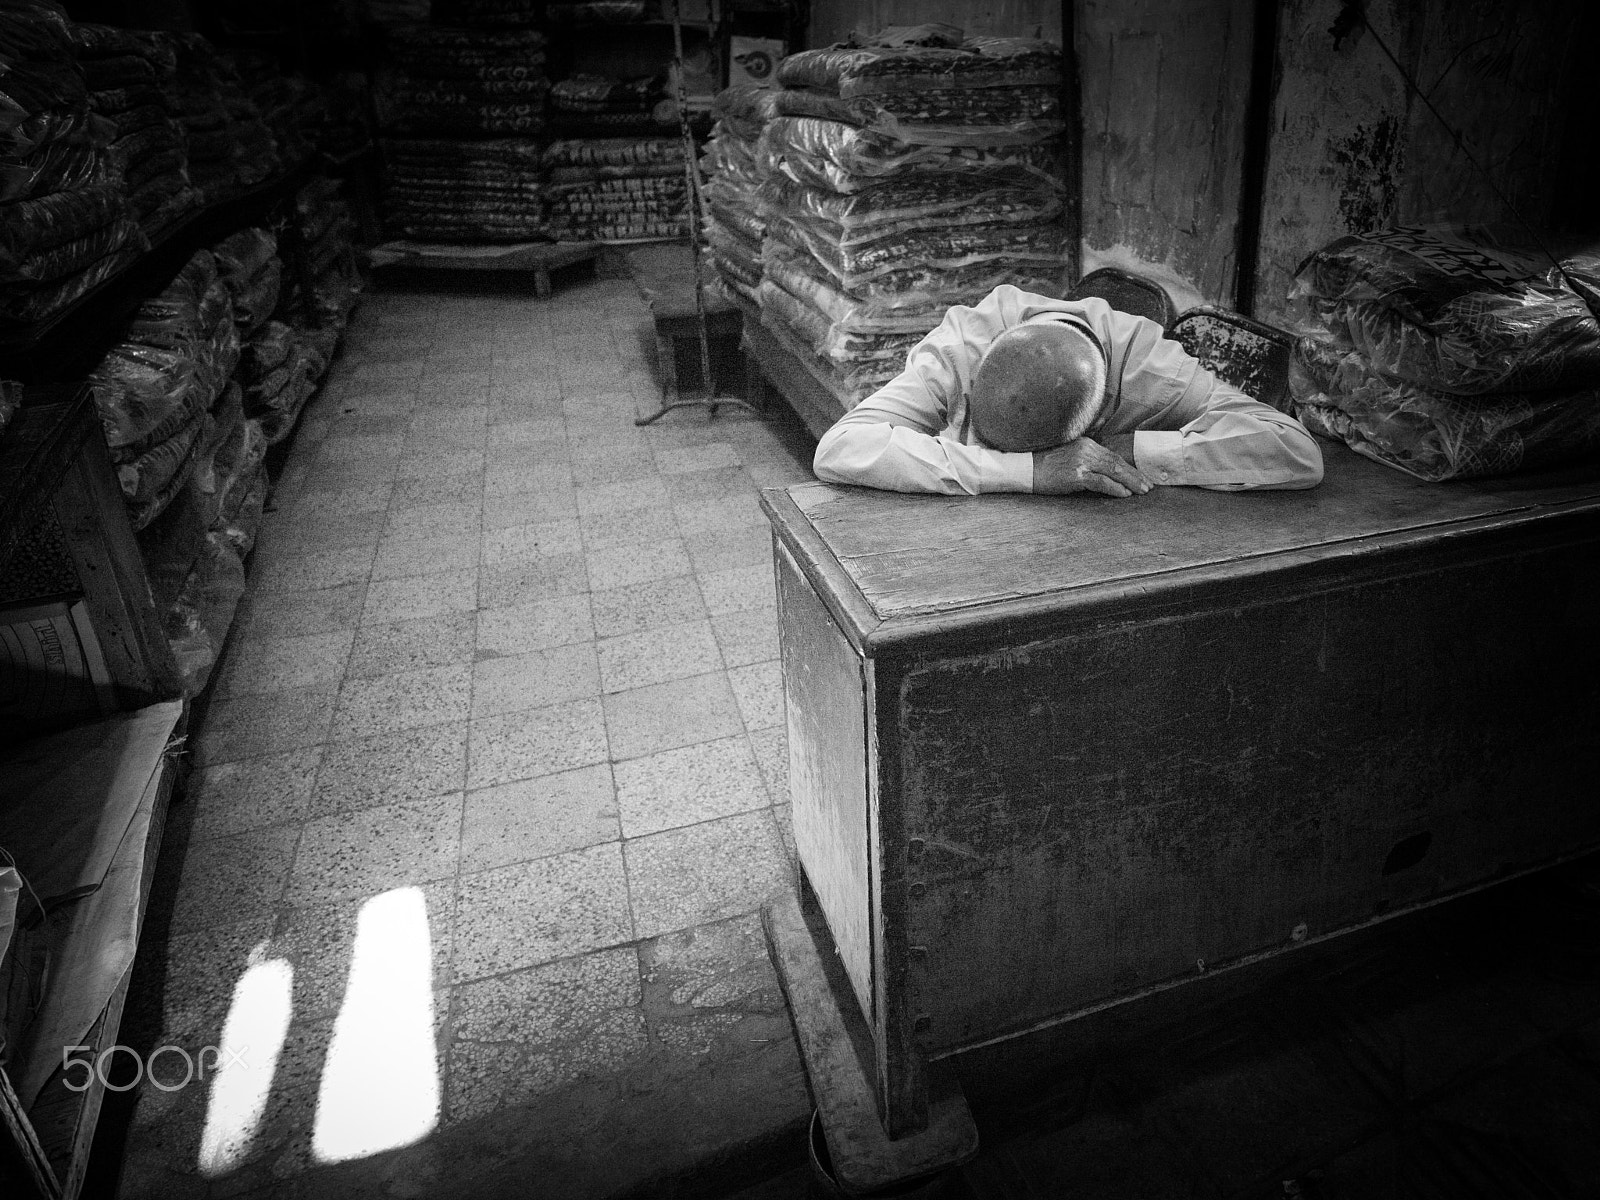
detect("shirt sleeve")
[1112,323,1325,491]
[812,294,1035,495]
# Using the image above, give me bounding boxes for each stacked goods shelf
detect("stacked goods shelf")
[724,26,1073,408]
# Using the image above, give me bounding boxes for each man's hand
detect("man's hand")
[1032,437,1152,498]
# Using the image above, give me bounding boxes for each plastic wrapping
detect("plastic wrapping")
[761,240,1063,324]
[542,137,680,169]
[1290,337,1600,482]
[758,278,925,368]
[1,123,107,203]
[117,414,206,506]
[88,342,205,458]
[163,532,246,698]
[549,75,656,115]
[758,116,1065,194]
[0,241,140,322]
[776,36,1062,99]
[0,184,127,274]
[0,215,143,285]
[771,86,1063,148]
[431,0,544,29]
[1290,226,1600,395]
[766,215,1068,291]
[761,173,1062,248]
[224,257,282,334]
[211,225,277,281]
[243,319,295,380]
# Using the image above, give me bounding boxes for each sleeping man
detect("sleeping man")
[812,284,1324,496]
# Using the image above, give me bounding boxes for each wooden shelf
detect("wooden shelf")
[0,164,315,383]
[0,701,185,1200]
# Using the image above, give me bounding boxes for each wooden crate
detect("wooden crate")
[760,443,1600,1137]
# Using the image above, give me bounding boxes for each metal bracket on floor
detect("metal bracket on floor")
[634,393,762,426]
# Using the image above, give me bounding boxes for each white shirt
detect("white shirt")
[812,285,1325,494]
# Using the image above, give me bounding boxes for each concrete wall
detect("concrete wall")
[1077,0,1253,312]
[805,0,1062,47]
[1252,0,1581,321]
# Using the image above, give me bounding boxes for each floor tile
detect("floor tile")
[485,459,574,497]
[288,793,463,905]
[250,545,375,595]
[475,593,593,656]
[586,537,692,591]
[711,608,780,669]
[478,553,589,609]
[603,671,745,762]
[589,574,707,638]
[187,747,323,841]
[256,508,387,558]
[461,764,620,871]
[698,563,776,616]
[276,881,456,1020]
[397,446,484,479]
[470,641,600,717]
[482,518,584,565]
[347,611,476,679]
[663,465,755,506]
[211,629,354,700]
[453,843,632,981]
[238,582,365,640]
[361,569,477,623]
[655,442,741,474]
[313,721,468,814]
[674,493,767,535]
[626,810,788,939]
[369,531,481,582]
[613,736,768,838]
[383,500,482,543]
[571,452,658,487]
[638,913,790,1061]
[597,619,723,693]
[280,483,393,519]
[468,698,608,788]
[329,661,472,742]
[574,475,670,516]
[728,660,785,732]
[684,526,773,574]
[193,684,338,766]
[170,824,300,932]
[482,487,578,529]
[128,915,277,1044]
[747,726,789,805]
[391,472,483,509]
[571,494,674,546]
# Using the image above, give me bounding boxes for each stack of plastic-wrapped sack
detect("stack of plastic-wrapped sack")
[71,24,200,238]
[1287,226,1600,482]
[379,20,549,241]
[700,86,779,303]
[169,33,280,203]
[740,25,1071,404]
[233,52,327,172]
[544,137,687,242]
[547,73,664,136]
[1,0,146,326]
[85,245,238,531]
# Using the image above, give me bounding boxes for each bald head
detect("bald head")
[968,320,1108,452]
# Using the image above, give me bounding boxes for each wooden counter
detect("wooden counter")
[760,443,1600,1136]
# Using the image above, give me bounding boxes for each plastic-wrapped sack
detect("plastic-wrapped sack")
[766,214,1069,293]
[242,319,294,381]
[1,119,108,203]
[776,35,1062,99]
[218,458,268,556]
[163,531,246,697]
[117,411,206,506]
[0,241,140,323]
[230,257,282,334]
[771,86,1063,148]
[0,184,129,275]
[123,248,214,347]
[756,307,902,407]
[1290,336,1600,482]
[90,341,204,456]
[761,239,1063,326]
[1289,226,1600,395]
[758,278,925,370]
[760,174,1062,249]
[757,116,1064,195]
[542,136,680,169]
[0,214,144,285]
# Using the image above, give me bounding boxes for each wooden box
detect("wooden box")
[760,444,1600,1136]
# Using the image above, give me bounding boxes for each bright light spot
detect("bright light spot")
[198,946,292,1177]
[311,886,440,1164]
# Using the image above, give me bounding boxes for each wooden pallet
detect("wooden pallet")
[368,240,600,298]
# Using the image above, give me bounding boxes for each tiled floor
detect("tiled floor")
[112,274,819,1199]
